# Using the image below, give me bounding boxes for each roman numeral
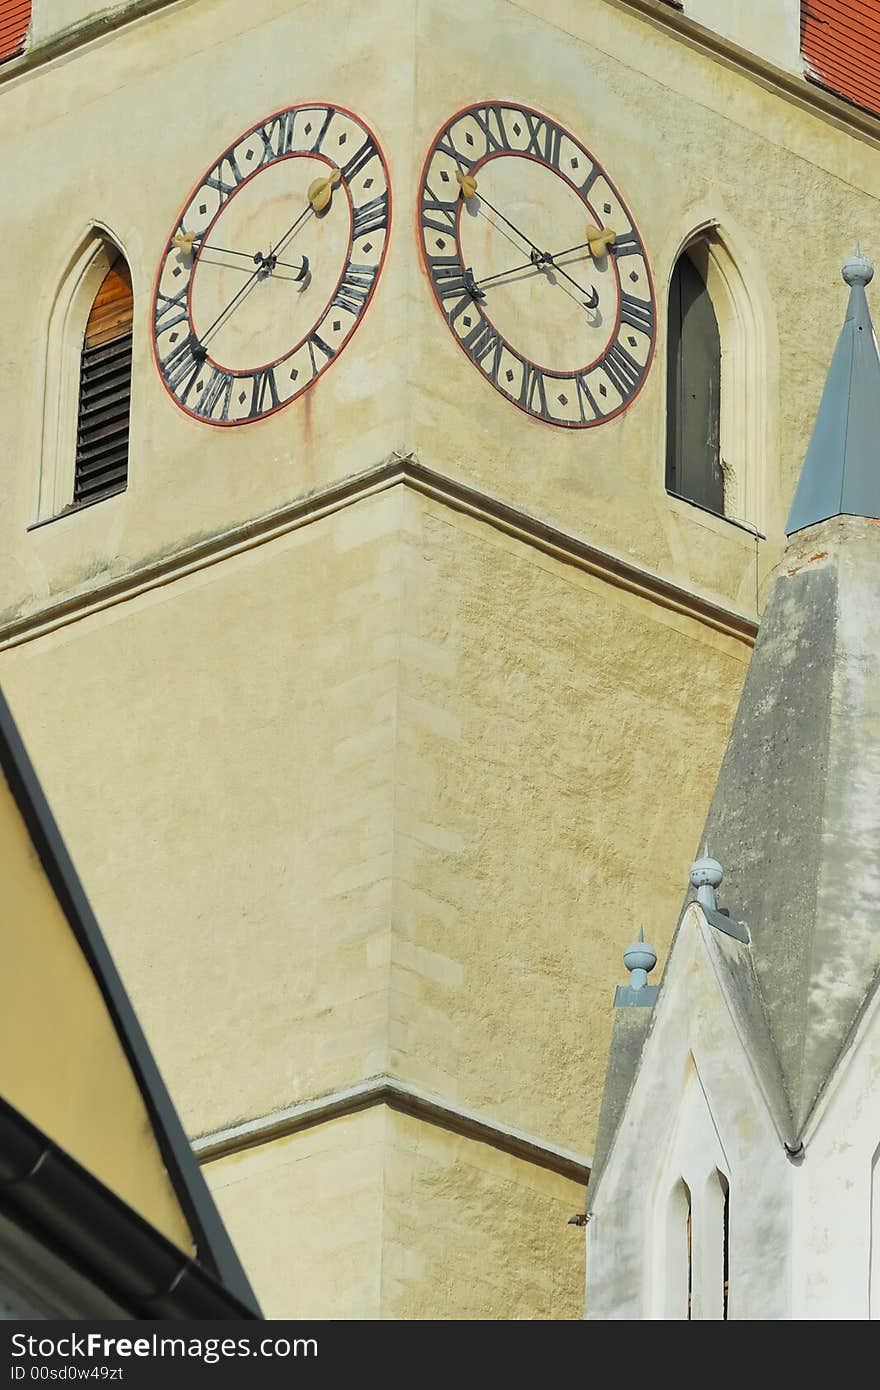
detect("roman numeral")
[619,292,654,335]
[162,335,202,396]
[579,165,602,199]
[333,263,377,315]
[341,136,377,184]
[574,372,600,421]
[471,105,509,154]
[307,333,335,375]
[611,231,642,258]
[523,111,562,167]
[250,367,280,415]
[258,113,294,164]
[519,361,548,417]
[308,106,335,154]
[421,182,457,236]
[155,285,189,334]
[603,341,643,398]
[195,368,232,421]
[352,192,389,241]
[204,150,246,200]
[429,256,469,300]
[463,317,502,382]
[436,131,475,170]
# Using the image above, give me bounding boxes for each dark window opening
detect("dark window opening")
[666,251,723,515]
[74,257,132,507]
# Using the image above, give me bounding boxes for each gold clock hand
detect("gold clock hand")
[307,167,341,213]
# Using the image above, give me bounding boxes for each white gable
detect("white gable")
[586,906,791,1319]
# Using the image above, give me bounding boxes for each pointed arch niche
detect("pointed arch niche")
[36,227,133,523]
[665,224,766,531]
[651,1058,732,1319]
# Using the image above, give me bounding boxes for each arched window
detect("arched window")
[666,250,723,514]
[665,227,768,530]
[37,230,133,522]
[74,256,133,506]
[665,1179,693,1319]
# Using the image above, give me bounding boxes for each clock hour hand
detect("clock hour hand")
[472,194,600,310]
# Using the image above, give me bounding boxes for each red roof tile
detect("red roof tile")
[802,0,880,117]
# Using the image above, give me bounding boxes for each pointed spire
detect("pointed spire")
[787,249,880,535]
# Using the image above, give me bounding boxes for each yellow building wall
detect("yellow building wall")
[0,765,193,1253]
[205,1105,584,1319]
[0,0,877,1318]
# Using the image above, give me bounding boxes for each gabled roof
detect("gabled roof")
[589,902,794,1208]
[0,687,259,1316]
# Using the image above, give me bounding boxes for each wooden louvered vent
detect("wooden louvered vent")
[74,259,133,506]
[0,2,31,65]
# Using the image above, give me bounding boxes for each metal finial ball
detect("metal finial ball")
[690,855,723,890]
[623,937,657,976]
[842,251,874,287]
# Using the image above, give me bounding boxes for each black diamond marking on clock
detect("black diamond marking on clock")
[338,134,347,145]
[362,242,372,254]
[628,336,637,347]
[571,158,579,169]
[333,320,341,332]
[304,122,312,135]
[169,333,179,343]
[440,170,450,183]
[436,239,446,249]
[506,369,514,383]
[173,267,182,278]
[465,133,474,146]
[364,178,373,189]
[558,393,568,406]
[599,384,607,397]
[513,122,521,135]
[196,381,204,392]
[462,315,472,327]
[604,203,612,214]
[290,368,298,381]
[199,204,207,214]
[238,391,247,404]
[629,271,639,282]
[246,150,254,161]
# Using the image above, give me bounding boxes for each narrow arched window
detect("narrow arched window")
[74,255,132,507]
[718,1170,730,1320]
[665,1179,693,1319]
[666,251,723,515]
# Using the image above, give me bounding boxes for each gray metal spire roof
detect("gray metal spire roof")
[787,250,880,535]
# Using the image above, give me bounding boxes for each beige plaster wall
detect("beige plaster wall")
[666,0,801,73]
[0,485,749,1155]
[204,1109,386,1319]
[204,1106,584,1319]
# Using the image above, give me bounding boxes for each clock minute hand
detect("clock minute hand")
[474,194,599,310]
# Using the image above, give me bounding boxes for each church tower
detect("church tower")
[2,0,880,1317]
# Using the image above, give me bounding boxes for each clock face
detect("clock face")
[418,101,656,428]
[152,103,390,425]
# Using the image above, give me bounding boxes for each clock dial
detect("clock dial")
[419,101,655,428]
[152,103,390,425]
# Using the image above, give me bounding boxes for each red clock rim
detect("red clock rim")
[417,99,657,430]
[150,101,392,428]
